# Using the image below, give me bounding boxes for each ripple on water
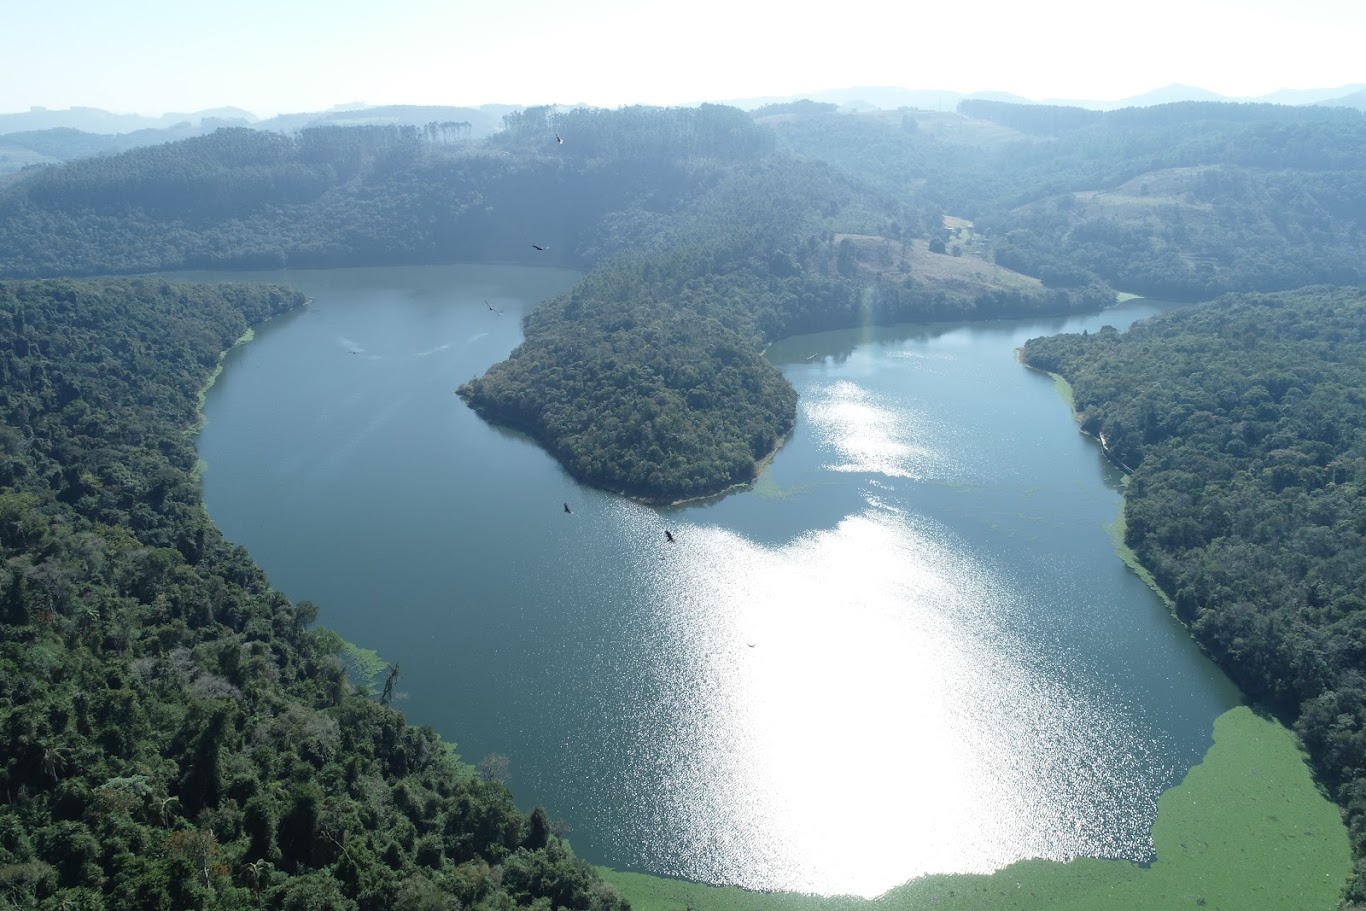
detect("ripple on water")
[593,501,1169,898]
[803,380,957,482]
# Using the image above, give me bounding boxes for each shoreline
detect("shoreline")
[1019,354,1174,608]
[460,392,795,510]
[651,428,792,508]
[189,326,257,485]
[190,294,310,478]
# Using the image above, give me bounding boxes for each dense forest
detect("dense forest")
[1021,287,1366,901]
[0,105,787,277]
[0,279,628,911]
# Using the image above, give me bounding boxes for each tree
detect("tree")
[381,662,401,706]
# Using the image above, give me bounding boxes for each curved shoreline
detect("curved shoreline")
[603,706,1350,911]
[459,394,793,508]
[1020,357,1173,608]
[655,429,792,508]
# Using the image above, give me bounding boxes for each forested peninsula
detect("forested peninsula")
[1022,286,1366,901]
[0,278,628,910]
[0,104,1110,502]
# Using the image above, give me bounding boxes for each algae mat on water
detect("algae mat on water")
[603,706,1351,911]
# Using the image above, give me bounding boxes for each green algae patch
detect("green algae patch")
[602,707,1351,911]
[1049,369,1077,411]
[190,326,257,483]
[1125,705,1352,911]
[196,326,254,413]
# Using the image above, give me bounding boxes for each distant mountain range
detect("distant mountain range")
[0,105,258,134]
[0,104,521,176]
[2,85,1363,177]
[720,82,1366,112]
[0,102,520,136]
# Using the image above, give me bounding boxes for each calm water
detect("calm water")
[196,265,1240,898]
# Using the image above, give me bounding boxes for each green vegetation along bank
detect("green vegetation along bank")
[604,706,1351,911]
[0,278,627,911]
[1023,285,1366,901]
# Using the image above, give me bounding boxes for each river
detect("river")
[195,264,1240,898]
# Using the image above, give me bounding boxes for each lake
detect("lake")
[195,264,1240,898]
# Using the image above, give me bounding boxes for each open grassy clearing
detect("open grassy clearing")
[832,232,1041,295]
[898,110,1034,147]
[1019,166,1220,230]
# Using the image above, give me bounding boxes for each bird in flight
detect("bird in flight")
[486,300,502,316]
[664,530,674,543]
[563,502,572,514]
[555,134,564,144]
[531,244,548,252]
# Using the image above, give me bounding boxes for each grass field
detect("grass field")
[831,233,1042,296]
[602,708,1351,911]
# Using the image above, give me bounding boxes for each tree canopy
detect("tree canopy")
[1022,286,1366,901]
[0,278,627,911]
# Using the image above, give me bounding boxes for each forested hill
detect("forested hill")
[766,101,1366,299]
[0,278,629,911]
[0,104,1105,503]
[1021,286,1366,901]
[0,105,787,279]
[455,149,1109,502]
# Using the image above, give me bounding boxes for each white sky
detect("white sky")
[5,0,1364,116]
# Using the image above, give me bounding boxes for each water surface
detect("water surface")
[197,266,1240,897]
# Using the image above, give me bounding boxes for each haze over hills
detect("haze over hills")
[0,104,523,176]
[7,80,1365,178]
[0,105,259,134]
[6,80,1366,136]
[721,81,1366,112]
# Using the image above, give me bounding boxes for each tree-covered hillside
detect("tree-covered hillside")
[9,101,1360,501]
[769,101,1366,299]
[1022,286,1366,900]
[0,104,1099,503]
[0,106,787,279]
[0,278,627,911]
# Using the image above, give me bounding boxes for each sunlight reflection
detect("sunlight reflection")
[604,501,1163,897]
[803,380,948,480]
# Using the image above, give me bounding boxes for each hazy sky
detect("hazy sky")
[7,0,1364,116]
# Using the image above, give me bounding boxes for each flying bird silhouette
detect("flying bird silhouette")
[555,134,564,144]
[563,502,572,514]
[664,530,674,543]
[485,299,502,316]
[531,244,548,251]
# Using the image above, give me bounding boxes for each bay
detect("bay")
[196,265,1240,898]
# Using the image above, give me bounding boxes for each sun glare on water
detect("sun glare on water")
[593,399,1166,896]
